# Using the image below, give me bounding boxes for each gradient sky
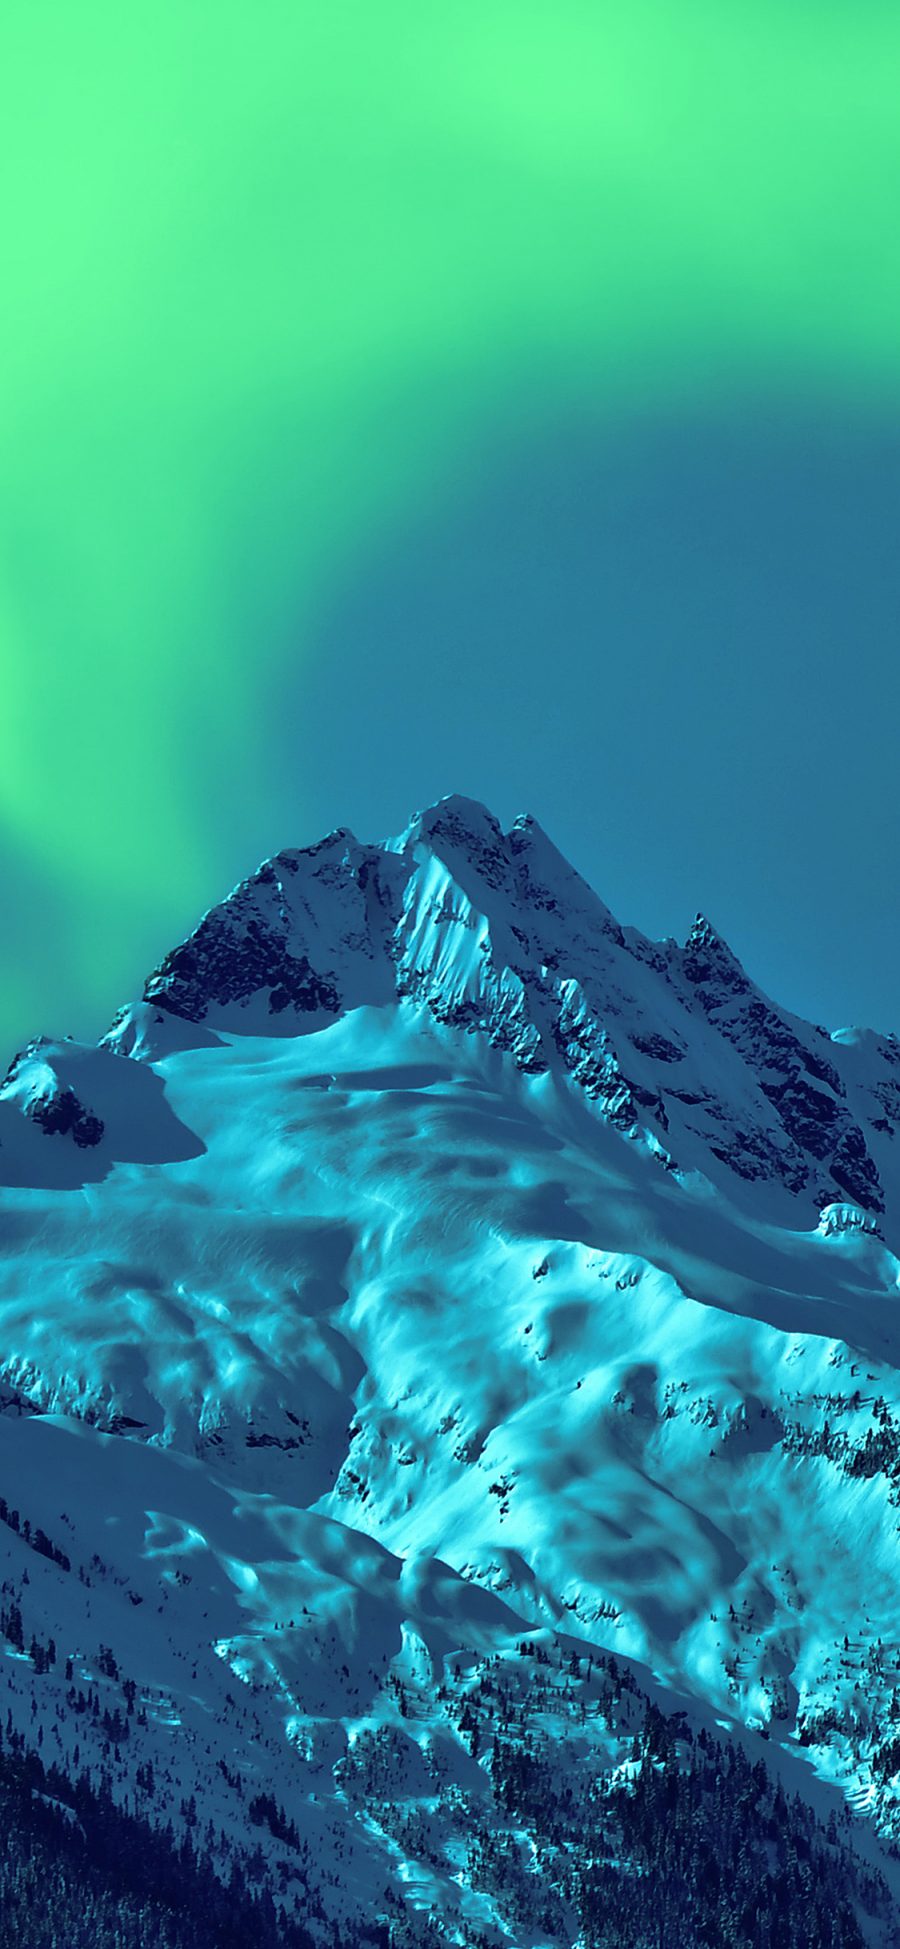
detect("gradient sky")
[2,2,899,1060]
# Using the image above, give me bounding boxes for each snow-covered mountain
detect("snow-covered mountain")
[2,796,900,1944]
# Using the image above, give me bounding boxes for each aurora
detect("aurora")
[2,2,899,1052]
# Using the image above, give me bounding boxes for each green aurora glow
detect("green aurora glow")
[1,3,899,1046]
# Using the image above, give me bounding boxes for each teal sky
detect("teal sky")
[1,3,899,1057]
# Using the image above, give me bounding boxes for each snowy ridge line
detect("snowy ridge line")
[123,795,900,1226]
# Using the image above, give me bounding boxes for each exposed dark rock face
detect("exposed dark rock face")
[681,914,751,996]
[552,990,638,1129]
[147,911,342,1023]
[28,1085,104,1149]
[631,1031,686,1063]
[679,917,883,1212]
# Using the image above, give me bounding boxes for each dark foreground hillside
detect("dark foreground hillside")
[0,1726,322,1949]
[0,1649,891,1949]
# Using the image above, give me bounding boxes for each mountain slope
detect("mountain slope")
[1,796,899,1943]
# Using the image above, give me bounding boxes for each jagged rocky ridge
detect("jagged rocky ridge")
[116,795,898,1220]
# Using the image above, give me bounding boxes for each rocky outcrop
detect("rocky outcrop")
[28,1082,104,1148]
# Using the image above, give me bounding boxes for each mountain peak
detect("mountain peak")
[682,911,750,993]
[390,792,496,841]
[685,911,727,954]
[4,795,900,1943]
[99,800,893,1225]
[391,794,511,887]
